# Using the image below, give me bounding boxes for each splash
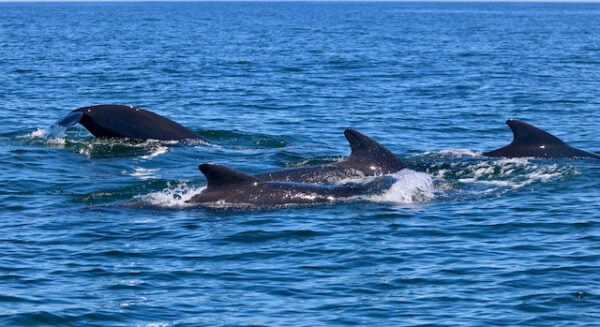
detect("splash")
[26,128,66,146]
[366,169,435,204]
[44,121,70,139]
[30,128,49,138]
[135,182,205,208]
[29,112,77,141]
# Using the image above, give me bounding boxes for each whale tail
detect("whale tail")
[50,104,202,141]
[41,111,85,138]
[55,111,84,128]
[199,163,258,189]
[344,128,406,172]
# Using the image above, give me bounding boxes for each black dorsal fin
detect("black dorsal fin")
[507,120,566,146]
[199,163,258,189]
[344,128,406,171]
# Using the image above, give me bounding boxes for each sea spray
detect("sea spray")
[367,169,435,204]
[137,182,205,208]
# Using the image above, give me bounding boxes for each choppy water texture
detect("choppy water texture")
[1,2,599,326]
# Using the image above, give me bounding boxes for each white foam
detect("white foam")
[456,158,573,190]
[30,128,48,138]
[136,182,204,208]
[367,169,435,204]
[497,158,531,165]
[425,148,483,158]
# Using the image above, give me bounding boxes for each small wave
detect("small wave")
[135,182,204,208]
[129,168,160,180]
[224,229,324,243]
[422,148,483,158]
[196,129,287,149]
[140,146,169,160]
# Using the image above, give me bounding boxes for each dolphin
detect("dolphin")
[484,119,599,159]
[187,163,391,208]
[255,129,406,183]
[54,104,203,141]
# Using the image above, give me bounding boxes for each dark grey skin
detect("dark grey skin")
[55,104,204,141]
[187,163,391,208]
[484,119,599,159]
[256,129,406,183]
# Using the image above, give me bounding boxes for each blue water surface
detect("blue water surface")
[0,2,599,326]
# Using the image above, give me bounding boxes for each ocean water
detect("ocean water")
[1,1,599,326]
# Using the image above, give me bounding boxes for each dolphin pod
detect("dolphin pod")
[484,119,599,159]
[50,104,597,208]
[55,104,204,141]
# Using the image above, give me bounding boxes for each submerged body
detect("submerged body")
[256,129,406,183]
[484,119,599,159]
[55,104,202,141]
[188,163,390,208]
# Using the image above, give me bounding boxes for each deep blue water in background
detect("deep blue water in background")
[1,2,599,326]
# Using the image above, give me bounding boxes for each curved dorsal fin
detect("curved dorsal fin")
[507,120,566,146]
[199,164,257,189]
[344,128,405,171]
